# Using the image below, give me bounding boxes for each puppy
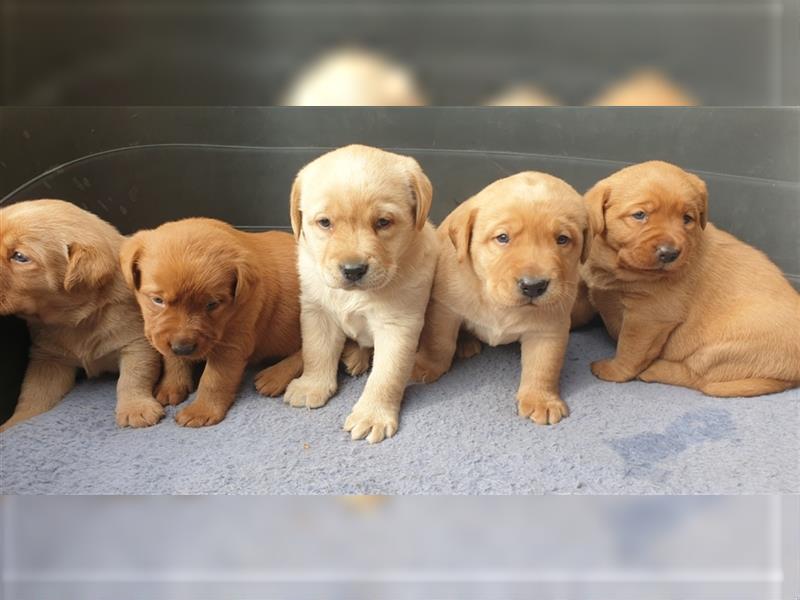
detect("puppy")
[285,144,437,443]
[589,69,697,106]
[120,218,303,427]
[413,173,591,425]
[0,199,167,431]
[582,161,800,396]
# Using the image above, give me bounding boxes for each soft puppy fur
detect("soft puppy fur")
[413,172,591,425]
[582,160,800,396]
[0,199,165,431]
[284,144,438,443]
[120,218,302,427]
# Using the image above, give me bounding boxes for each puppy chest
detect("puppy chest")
[336,311,374,347]
[465,320,521,347]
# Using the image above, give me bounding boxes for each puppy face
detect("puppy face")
[290,144,432,291]
[120,219,256,361]
[448,172,590,310]
[585,161,708,274]
[0,199,119,321]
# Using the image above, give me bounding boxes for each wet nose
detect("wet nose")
[171,341,197,356]
[518,277,550,298]
[656,245,681,264]
[340,263,369,282]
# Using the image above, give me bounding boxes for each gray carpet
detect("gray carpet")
[1,326,797,494]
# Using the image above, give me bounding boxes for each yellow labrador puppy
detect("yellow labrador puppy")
[283,145,437,443]
[412,173,592,425]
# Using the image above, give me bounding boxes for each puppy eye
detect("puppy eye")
[683,214,694,224]
[375,217,392,230]
[10,251,30,264]
[556,235,570,245]
[631,211,647,221]
[495,233,510,245]
[151,296,165,306]
[317,218,332,230]
[206,301,220,312]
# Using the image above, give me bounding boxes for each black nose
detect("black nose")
[656,246,681,264]
[171,341,197,356]
[518,277,550,298]
[340,263,369,282]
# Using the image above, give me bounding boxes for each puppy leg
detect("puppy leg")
[0,358,76,431]
[517,328,570,425]
[284,305,345,409]
[116,339,165,428]
[175,351,247,427]
[700,378,795,398]
[341,340,372,376]
[591,288,623,340]
[412,299,461,383]
[591,313,677,382]
[638,359,700,388]
[155,353,194,406]
[455,329,482,359]
[255,350,304,397]
[570,281,597,329]
[345,322,419,443]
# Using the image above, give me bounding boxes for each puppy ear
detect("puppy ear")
[580,221,593,263]
[232,258,258,303]
[687,172,709,229]
[447,203,476,263]
[63,241,118,292]
[289,174,302,241]
[584,181,611,236]
[119,233,145,291]
[407,158,433,231]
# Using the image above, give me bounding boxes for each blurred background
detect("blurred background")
[1,0,798,107]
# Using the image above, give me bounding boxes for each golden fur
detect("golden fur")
[120,218,302,427]
[282,144,438,443]
[0,199,164,430]
[581,161,800,396]
[413,172,591,424]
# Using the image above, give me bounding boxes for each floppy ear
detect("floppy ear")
[119,233,145,291]
[584,181,611,237]
[687,171,709,229]
[231,257,258,303]
[63,240,118,292]
[407,158,433,231]
[446,202,477,263]
[289,174,303,241]
[580,220,593,263]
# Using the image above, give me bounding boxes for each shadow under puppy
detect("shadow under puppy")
[582,160,800,396]
[120,218,303,426]
[413,173,591,425]
[283,144,437,444]
[0,199,168,431]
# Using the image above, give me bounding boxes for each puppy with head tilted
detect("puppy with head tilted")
[582,161,800,396]
[413,172,592,425]
[120,218,303,427]
[285,144,437,443]
[0,199,170,431]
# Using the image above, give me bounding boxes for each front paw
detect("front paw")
[411,355,448,383]
[155,380,191,406]
[255,363,296,397]
[175,401,226,427]
[455,334,482,359]
[590,358,636,382]
[344,400,399,444]
[284,376,336,409]
[341,343,372,377]
[116,397,165,428]
[518,392,569,425]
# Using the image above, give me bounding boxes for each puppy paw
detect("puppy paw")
[341,342,372,376]
[455,334,482,359]
[175,402,226,427]
[284,377,335,409]
[344,401,399,444]
[591,358,635,383]
[410,356,448,383]
[518,393,569,425]
[155,381,191,406]
[116,397,165,428]
[255,364,296,397]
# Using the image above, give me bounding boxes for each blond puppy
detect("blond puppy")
[413,173,592,425]
[285,145,437,443]
[0,199,167,430]
[582,161,800,396]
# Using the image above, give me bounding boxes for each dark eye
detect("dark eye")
[151,296,164,306]
[375,217,392,230]
[632,211,647,221]
[206,300,220,312]
[556,235,570,245]
[317,218,331,229]
[683,214,694,224]
[496,233,510,245]
[11,251,30,264]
